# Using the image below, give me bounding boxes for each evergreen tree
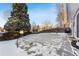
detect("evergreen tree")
[4,3,31,33]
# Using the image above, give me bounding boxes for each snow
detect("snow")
[0,33,79,56]
[17,33,76,56]
[0,40,26,56]
[76,42,79,46]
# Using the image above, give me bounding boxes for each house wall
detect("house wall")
[67,3,79,21]
[67,3,79,38]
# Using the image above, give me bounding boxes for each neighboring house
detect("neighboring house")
[61,3,79,39]
[67,3,79,39]
[59,3,79,39]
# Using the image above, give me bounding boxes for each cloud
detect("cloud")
[0,11,10,27]
[0,16,7,28]
[2,11,11,20]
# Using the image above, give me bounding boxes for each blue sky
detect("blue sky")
[0,3,59,28]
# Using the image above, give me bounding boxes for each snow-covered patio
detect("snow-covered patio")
[17,33,77,56]
[0,33,79,56]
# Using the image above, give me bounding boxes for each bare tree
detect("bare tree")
[43,20,53,30]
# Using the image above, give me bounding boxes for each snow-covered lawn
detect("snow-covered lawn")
[0,40,26,56]
[17,33,76,56]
